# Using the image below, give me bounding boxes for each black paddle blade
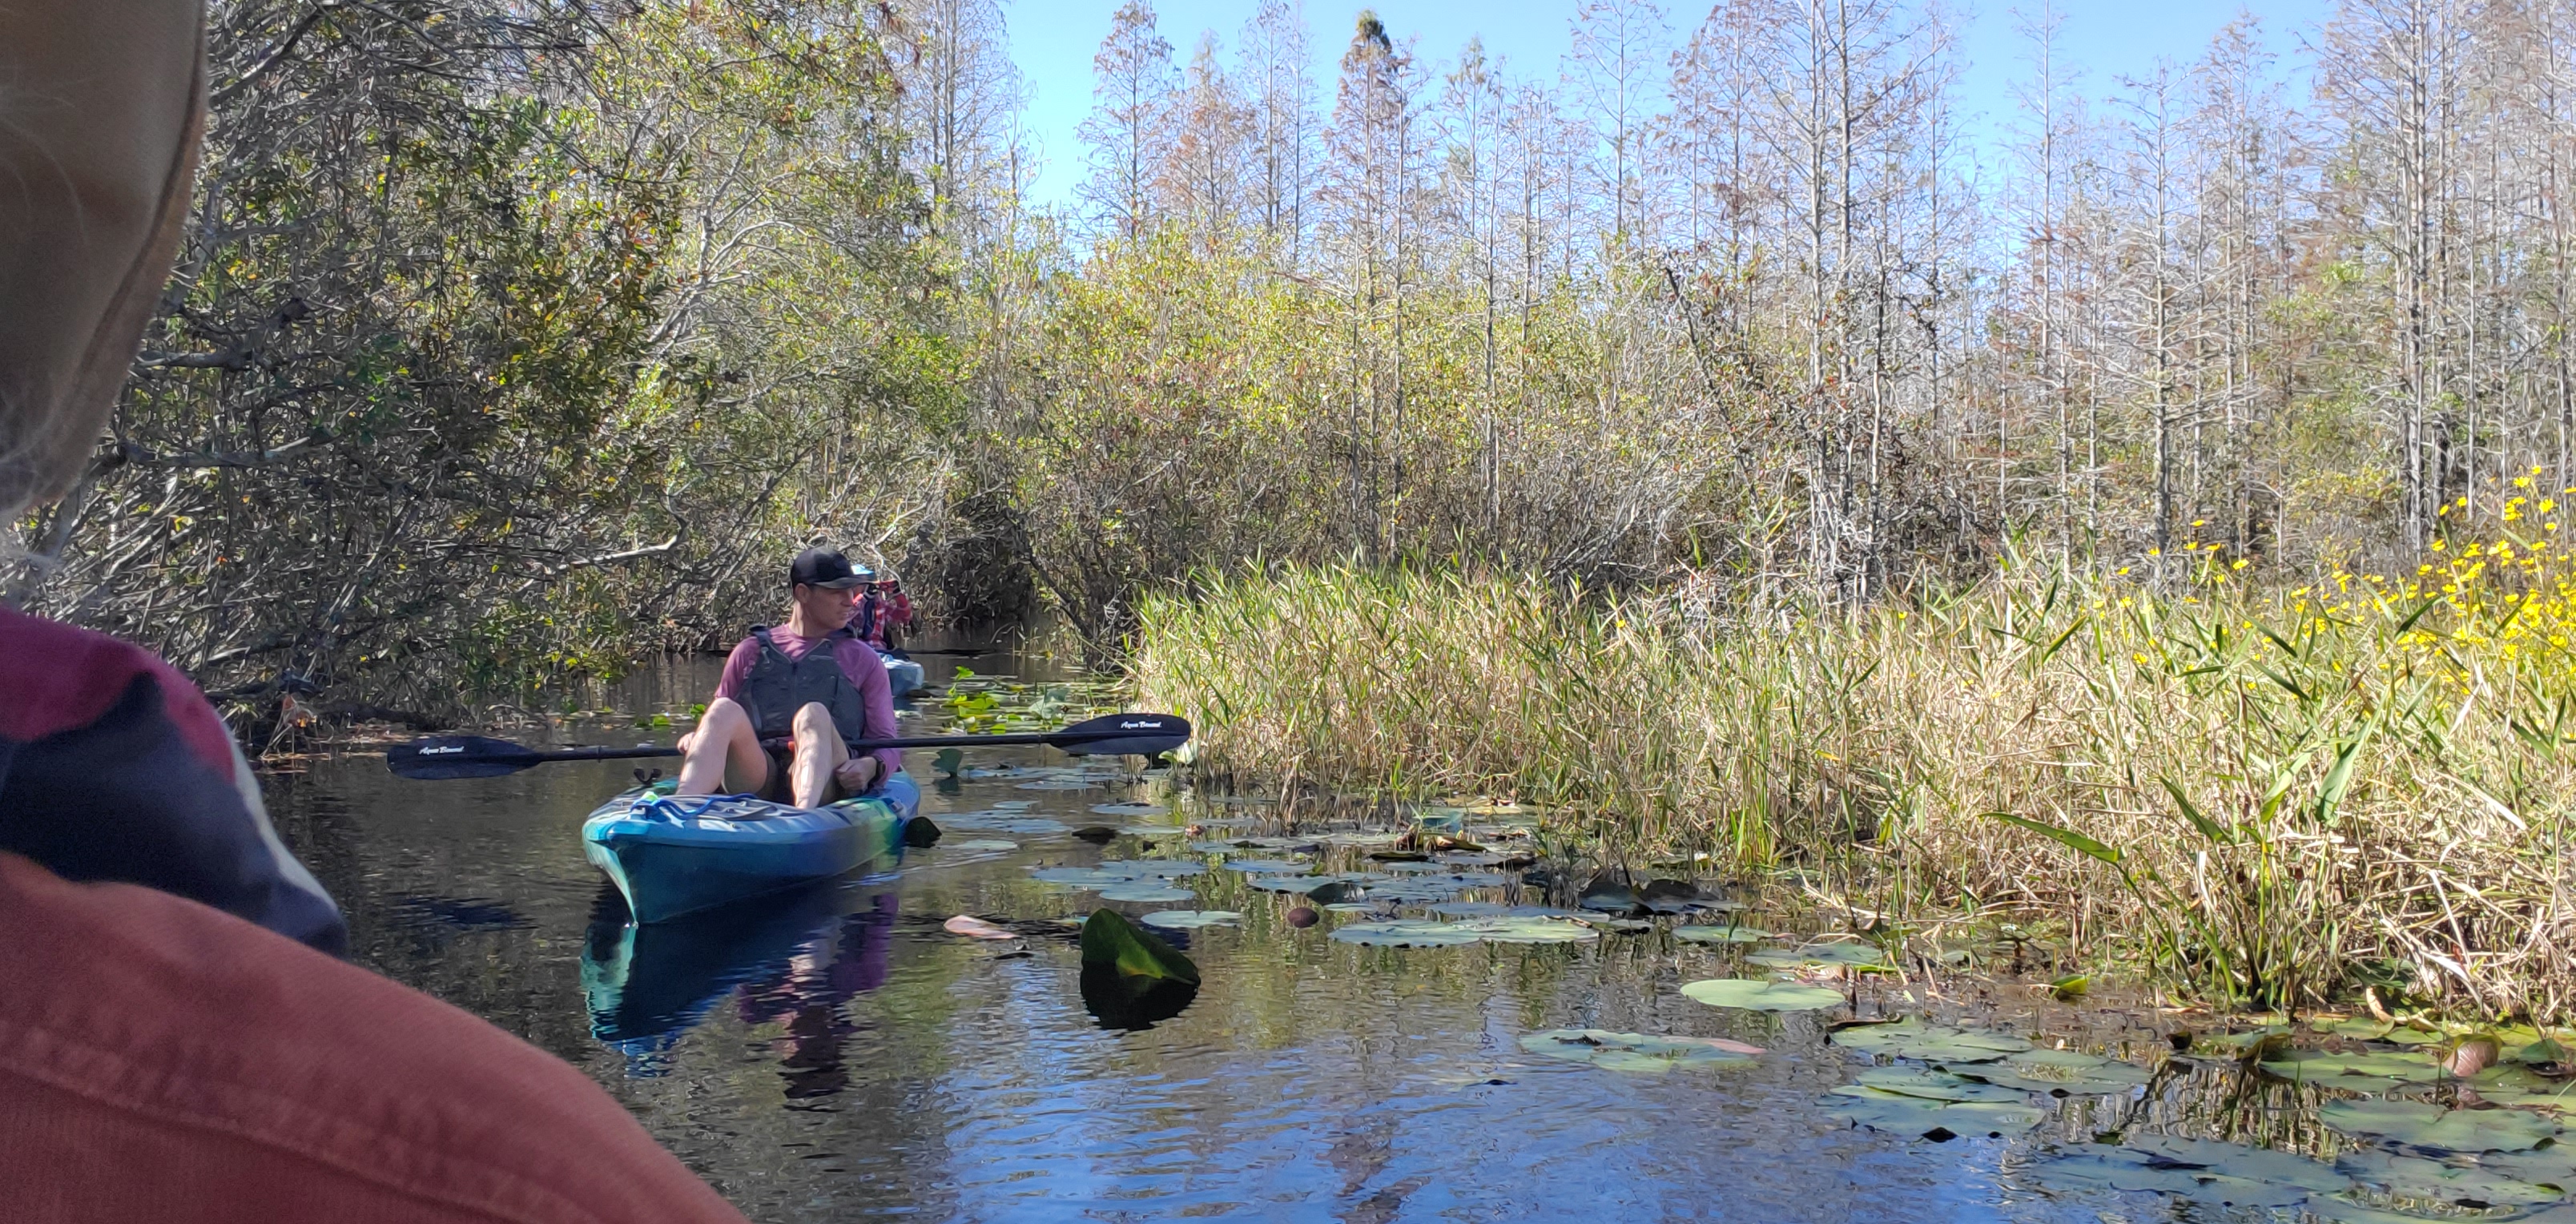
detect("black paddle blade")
[386,735,549,779]
[1056,713,1192,758]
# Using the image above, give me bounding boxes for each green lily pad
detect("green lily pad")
[1220,859,1316,873]
[1748,940,1891,968]
[2320,1099,2563,1153]
[1080,908,1200,985]
[2317,1017,2397,1040]
[1680,978,1847,1012]
[1427,901,1511,917]
[1326,915,1599,947]
[1822,1087,2044,1138]
[1962,1048,2152,1095]
[1330,920,1483,947]
[2260,1048,2452,1090]
[1851,1068,2030,1103]
[1830,1018,2035,1063]
[1580,916,1653,933]
[1091,803,1167,816]
[1674,924,1773,944]
[1245,873,1362,895]
[1463,916,1600,944]
[2334,1148,2568,1207]
[2021,1133,2347,1208]
[1097,885,1197,904]
[1139,910,1241,929]
[1519,1029,1763,1073]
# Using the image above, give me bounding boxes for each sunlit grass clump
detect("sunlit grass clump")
[1131,496,2576,1019]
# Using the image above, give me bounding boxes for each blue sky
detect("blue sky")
[1000,0,2333,211]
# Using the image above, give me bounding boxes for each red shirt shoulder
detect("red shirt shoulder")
[0,852,746,1223]
[0,604,235,773]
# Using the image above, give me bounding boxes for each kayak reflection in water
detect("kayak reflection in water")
[735,894,899,1100]
[582,883,898,1095]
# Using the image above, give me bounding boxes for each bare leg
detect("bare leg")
[676,697,770,796]
[788,702,851,808]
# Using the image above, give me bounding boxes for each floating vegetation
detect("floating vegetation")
[1822,1086,2045,1139]
[938,810,1071,835]
[1028,861,1202,892]
[1077,908,1198,985]
[1330,916,1599,947]
[1218,858,1316,873]
[1672,924,1773,944]
[1679,979,1846,1013]
[1519,1029,1762,1073]
[2260,1048,2454,1093]
[2334,1149,2570,1208]
[1243,873,1365,895]
[1091,803,1167,817]
[2319,1099,2562,1153]
[1960,1049,2151,1095]
[1747,940,1891,970]
[1139,910,1241,929]
[1097,885,1197,904]
[2019,1133,2349,1208]
[1829,1019,2035,1063]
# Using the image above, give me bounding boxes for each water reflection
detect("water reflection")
[1077,965,1197,1031]
[584,879,901,1097]
[260,650,2557,1224]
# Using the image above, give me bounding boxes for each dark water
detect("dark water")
[256,652,2538,1224]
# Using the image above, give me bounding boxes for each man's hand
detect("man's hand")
[833,756,879,794]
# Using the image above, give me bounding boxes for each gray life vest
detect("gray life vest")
[736,626,874,747]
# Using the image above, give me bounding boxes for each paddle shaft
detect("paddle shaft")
[489,727,1159,765]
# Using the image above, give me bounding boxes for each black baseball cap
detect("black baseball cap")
[789,548,871,590]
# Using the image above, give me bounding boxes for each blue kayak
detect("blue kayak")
[582,774,924,924]
[882,650,924,699]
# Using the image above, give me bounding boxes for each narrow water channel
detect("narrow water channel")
[256,650,2573,1223]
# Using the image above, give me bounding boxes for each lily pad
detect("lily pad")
[1139,910,1241,929]
[1461,916,1599,944]
[1821,1087,2044,1138]
[1427,901,1511,918]
[1243,873,1359,895]
[1830,1018,2034,1063]
[1674,924,1773,944]
[1520,1029,1763,1073]
[1079,908,1200,985]
[937,810,1069,834]
[1748,940,1891,969]
[1330,920,1483,948]
[2320,1099,2563,1153]
[1580,916,1653,934]
[2261,1048,2452,1092]
[2334,1149,2569,1207]
[2020,1133,2346,1208]
[1092,803,1167,816]
[1680,978,1847,1013]
[1851,1068,2031,1103]
[1962,1048,2152,1095]
[1220,859,1317,874]
[1097,885,1197,904]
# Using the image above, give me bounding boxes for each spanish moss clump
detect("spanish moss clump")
[1130,544,2576,1020]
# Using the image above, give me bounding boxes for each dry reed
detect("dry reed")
[1130,513,2576,1019]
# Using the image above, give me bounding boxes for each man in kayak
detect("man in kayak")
[674,548,904,808]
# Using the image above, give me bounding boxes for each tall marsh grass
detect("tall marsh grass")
[1130,523,2576,1018]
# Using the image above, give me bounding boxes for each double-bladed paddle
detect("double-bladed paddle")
[385,712,1191,781]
